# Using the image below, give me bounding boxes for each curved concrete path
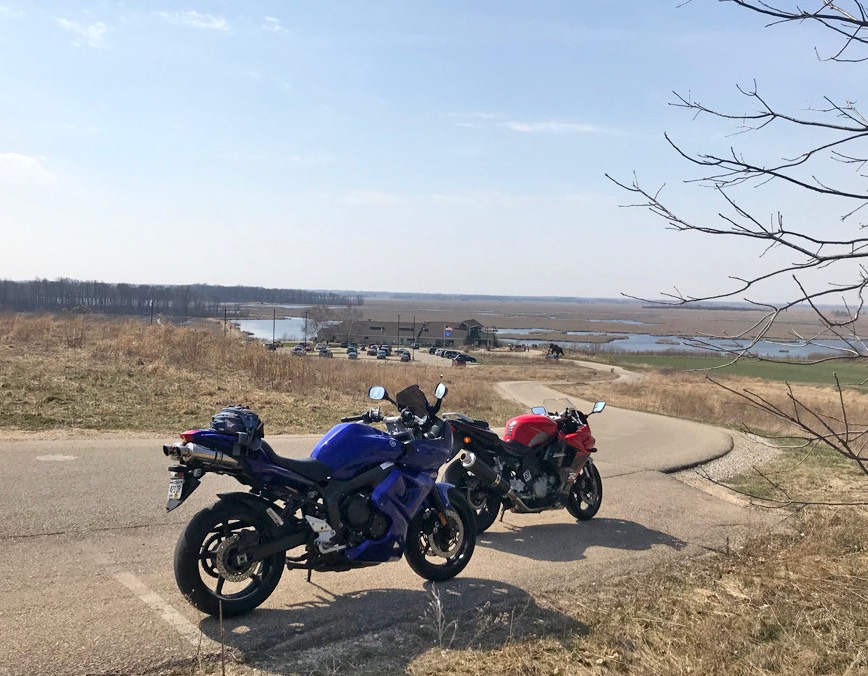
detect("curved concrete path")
[0,382,752,676]
[496,381,733,473]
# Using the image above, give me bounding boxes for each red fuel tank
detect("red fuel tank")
[503,414,558,447]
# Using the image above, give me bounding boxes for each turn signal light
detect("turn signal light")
[464,436,472,444]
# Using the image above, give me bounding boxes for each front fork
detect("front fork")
[430,482,454,525]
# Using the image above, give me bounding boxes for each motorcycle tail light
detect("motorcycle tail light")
[179,430,198,443]
[463,436,471,445]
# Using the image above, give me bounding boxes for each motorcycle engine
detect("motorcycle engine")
[511,467,559,500]
[340,491,389,543]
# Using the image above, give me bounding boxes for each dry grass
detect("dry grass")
[408,508,868,676]
[0,313,599,435]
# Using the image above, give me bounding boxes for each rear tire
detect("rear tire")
[174,499,285,617]
[404,490,476,582]
[566,463,602,521]
[453,471,501,534]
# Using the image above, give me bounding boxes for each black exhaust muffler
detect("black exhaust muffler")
[459,452,542,513]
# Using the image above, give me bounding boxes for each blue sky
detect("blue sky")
[0,2,856,301]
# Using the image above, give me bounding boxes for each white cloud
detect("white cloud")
[158,10,228,31]
[55,18,108,48]
[0,153,56,185]
[500,120,611,134]
[262,16,286,34]
[343,190,399,205]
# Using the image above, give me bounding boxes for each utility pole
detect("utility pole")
[397,314,400,346]
[272,309,276,347]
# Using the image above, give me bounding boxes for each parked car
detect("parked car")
[381,345,392,356]
[291,346,306,356]
[454,353,477,363]
[319,349,333,358]
[347,351,358,360]
[400,352,411,362]
[434,349,444,357]
[367,347,378,356]
[315,342,327,351]
[376,350,387,360]
[429,347,438,354]
[340,341,348,349]
[410,342,419,349]
[443,350,459,359]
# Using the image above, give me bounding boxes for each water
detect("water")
[502,332,858,359]
[237,318,312,342]
[238,317,858,359]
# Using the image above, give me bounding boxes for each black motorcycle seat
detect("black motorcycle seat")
[261,442,331,482]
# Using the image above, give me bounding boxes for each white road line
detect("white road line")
[114,571,211,647]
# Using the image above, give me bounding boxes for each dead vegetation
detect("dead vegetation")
[407,508,868,676]
[0,313,594,435]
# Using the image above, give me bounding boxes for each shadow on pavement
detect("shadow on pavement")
[477,517,687,562]
[196,577,585,673]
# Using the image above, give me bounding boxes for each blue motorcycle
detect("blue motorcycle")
[162,383,475,617]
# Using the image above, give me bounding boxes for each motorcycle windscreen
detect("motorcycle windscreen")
[394,384,429,417]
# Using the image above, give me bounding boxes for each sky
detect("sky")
[0,1,861,302]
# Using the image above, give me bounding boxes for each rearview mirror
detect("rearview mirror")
[369,386,387,401]
[592,401,606,414]
[434,383,447,400]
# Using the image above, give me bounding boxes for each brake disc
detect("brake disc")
[214,531,259,582]
[429,510,463,557]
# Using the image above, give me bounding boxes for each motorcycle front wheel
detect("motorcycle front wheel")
[174,499,285,617]
[566,462,603,521]
[404,489,476,582]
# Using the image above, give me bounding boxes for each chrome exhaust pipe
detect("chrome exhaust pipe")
[163,442,240,468]
[459,452,542,513]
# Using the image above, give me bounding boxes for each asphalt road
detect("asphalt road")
[0,383,767,676]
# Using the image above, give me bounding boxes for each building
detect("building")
[319,319,497,348]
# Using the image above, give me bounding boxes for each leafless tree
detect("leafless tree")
[609,0,868,482]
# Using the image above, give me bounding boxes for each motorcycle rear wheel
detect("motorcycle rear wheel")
[455,472,501,534]
[566,463,603,521]
[174,500,285,617]
[404,490,476,582]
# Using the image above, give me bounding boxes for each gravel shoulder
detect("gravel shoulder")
[673,430,783,505]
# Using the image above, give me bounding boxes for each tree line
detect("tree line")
[0,279,359,318]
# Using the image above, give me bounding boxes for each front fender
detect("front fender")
[433,481,455,508]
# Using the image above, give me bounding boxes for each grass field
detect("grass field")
[603,353,868,388]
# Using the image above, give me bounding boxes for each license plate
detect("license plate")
[167,478,185,501]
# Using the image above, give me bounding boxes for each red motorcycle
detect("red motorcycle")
[444,398,605,533]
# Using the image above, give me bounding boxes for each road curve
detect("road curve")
[0,383,756,676]
[496,381,733,473]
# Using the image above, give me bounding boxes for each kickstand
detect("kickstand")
[306,568,312,583]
